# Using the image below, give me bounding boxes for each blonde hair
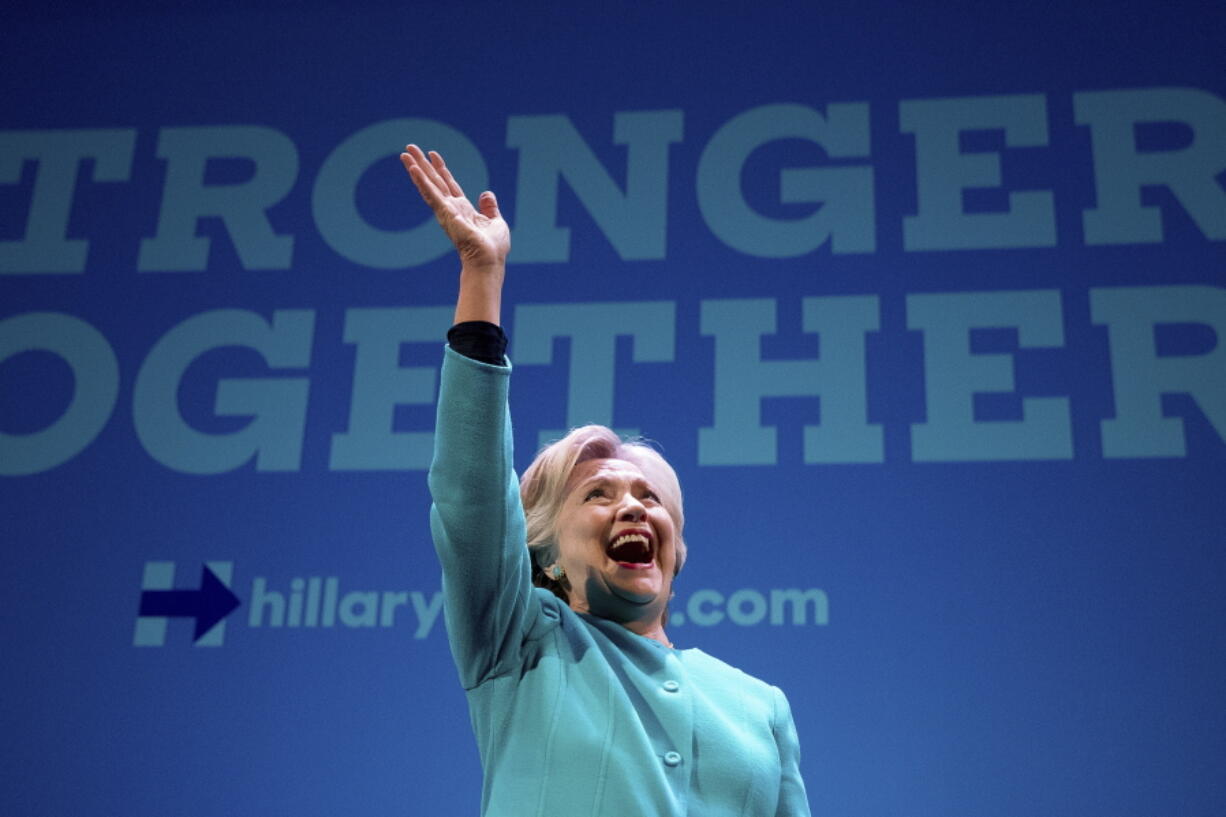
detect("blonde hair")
[520,425,687,605]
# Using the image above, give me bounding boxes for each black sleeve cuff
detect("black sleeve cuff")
[447,321,508,366]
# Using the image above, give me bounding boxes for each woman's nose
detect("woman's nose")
[617,495,647,521]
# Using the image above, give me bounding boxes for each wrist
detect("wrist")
[454,266,503,325]
[459,260,506,279]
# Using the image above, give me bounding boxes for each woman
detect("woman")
[403,144,811,817]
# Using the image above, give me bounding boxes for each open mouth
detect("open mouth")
[606,530,654,569]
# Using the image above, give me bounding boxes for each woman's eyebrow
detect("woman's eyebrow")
[576,472,648,491]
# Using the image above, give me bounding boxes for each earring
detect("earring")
[550,565,565,580]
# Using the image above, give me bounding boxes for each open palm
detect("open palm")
[400,144,510,270]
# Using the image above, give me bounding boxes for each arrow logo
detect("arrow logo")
[138,565,242,642]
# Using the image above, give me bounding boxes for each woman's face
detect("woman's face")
[552,457,677,625]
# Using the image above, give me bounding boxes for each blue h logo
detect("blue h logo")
[133,561,241,647]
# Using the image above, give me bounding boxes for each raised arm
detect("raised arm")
[407,145,535,688]
[400,144,509,325]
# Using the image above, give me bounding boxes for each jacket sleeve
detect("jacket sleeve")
[772,685,813,817]
[427,346,536,689]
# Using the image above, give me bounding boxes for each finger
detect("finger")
[478,190,501,220]
[400,150,422,179]
[408,145,452,197]
[402,146,440,194]
[403,143,433,176]
[404,144,443,187]
[429,150,465,199]
[401,155,443,209]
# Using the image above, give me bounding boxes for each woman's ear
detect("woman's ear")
[532,541,558,570]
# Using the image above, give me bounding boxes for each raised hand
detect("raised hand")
[401,144,508,325]
[400,144,510,273]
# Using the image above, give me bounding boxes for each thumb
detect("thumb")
[478,190,501,219]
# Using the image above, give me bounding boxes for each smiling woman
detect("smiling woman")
[405,143,812,817]
[521,425,688,634]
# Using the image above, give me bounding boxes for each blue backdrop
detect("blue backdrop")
[3,2,1224,815]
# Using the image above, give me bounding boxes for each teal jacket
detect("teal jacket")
[429,347,812,817]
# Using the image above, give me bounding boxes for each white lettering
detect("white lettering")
[0,312,119,475]
[907,290,1071,461]
[1091,285,1226,456]
[507,111,683,262]
[697,103,875,257]
[1076,87,1226,244]
[132,309,314,473]
[138,126,297,271]
[0,129,135,274]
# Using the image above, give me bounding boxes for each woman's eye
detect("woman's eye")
[643,490,659,502]
[584,488,605,501]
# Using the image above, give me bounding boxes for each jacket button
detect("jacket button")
[662,680,680,693]
[663,751,682,767]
